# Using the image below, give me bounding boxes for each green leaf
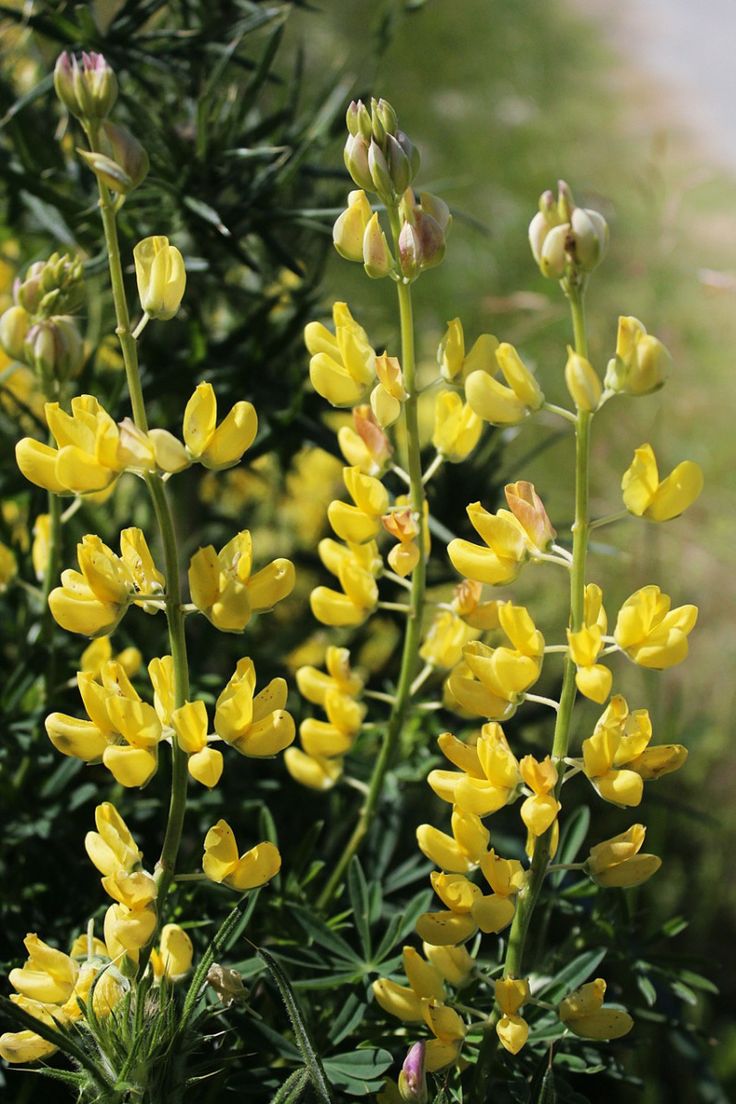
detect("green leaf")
[322,1048,393,1095]
[536,948,607,1002]
[256,945,334,1104]
[636,974,657,1007]
[292,905,362,963]
[269,1066,311,1104]
[552,806,590,886]
[348,857,372,960]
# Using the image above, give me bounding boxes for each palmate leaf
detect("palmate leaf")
[347,857,372,960]
[321,1047,393,1095]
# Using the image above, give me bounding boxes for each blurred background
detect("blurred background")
[1,1,734,1101]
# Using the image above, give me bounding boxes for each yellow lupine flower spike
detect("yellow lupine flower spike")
[202,819,281,891]
[621,443,703,521]
[585,824,661,887]
[183,381,257,470]
[614,585,697,669]
[495,977,530,1054]
[305,301,375,407]
[172,700,223,788]
[133,235,186,320]
[558,978,634,1040]
[189,529,295,632]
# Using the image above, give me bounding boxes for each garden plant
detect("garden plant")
[0,38,707,1104]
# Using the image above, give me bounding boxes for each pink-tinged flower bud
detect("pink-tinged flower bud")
[24,317,84,382]
[54,51,117,121]
[397,130,421,178]
[0,306,31,361]
[344,134,374,192]
[386,133,411,194]
[363,213,393,278]
[374,97,398,138]
[398,1042,428,1102]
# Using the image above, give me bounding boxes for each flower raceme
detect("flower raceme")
[621,443,703,521]
[305,301,376,407]
[202,819,281,891]
[189,529,295,633]
[133,235,186,321]
[614,585,697,669]
[48,528,164,638]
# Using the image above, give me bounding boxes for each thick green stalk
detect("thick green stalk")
[472,281,591,1099]
[40,485,62,698]
[88,126,190,908]
[317,208,427,910]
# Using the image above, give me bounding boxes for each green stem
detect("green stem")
[40,485,62,700]
[472,279,592,1100]
[87,126,190,925]
[317,209,427,911]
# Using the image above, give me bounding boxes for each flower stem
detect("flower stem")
[40,485,62,701]
[87,125,191,930]
[317,208,427,911]
[472,277,592,1097]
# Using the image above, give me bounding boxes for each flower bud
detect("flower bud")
[14,253,85,317]
[333,190,373,262]
[565,347,602,411]
[0,305,31,360]
[398,1042,428,1103]
[363,213,393,278]
[133,236,186,320]
[539,222,569,279]
[343,133,374,192]
[530,182,608,278]
[604,317,670,396]
[571,206,608,271]
[24,317,84,382]
[346,100,372,141]
[368,139,394,198]
[79,122,149,195]
[374,97,398,139]
[54,51,117,121]
[386,133,411,194]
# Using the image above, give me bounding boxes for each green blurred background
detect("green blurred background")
[1,0,734,1100]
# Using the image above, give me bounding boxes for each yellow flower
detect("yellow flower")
[604,316,669,396]
[133,235,186,320]
[305,302,375,407]
[31,514,50,580]
[296,646,364,705]
[215,657,295,757]
[46,659,166,786]
[438,317,498,383]
[495,977,530,1054]
[564,348,602,411]
[370,353,407,427]
[519,755,560,837]
[465,342,544,426]
[0,540,17,590]
[16,395,123,495]
[183,381,257,470]
[189,530,294,633]
[422,942,474,989]
[337,405,392,476]
[85,801,142,876]
[9,934,77,1005]
[416,870,515,947]
[558,978,633,1040]
[621,444,703,522]
[283,746,344,790]
[104,902,157,964]
[310,537,380,627]
[427,724,520,817]
[202,819,281,891]
[448,501,528,586]
[49,528,163,637]
[327,465,389,544]
[614,585,697,669]
[451,578,501,630]
[432,390,482,462]
[80,636,142,680]
[172,699,223,788]
[567,583,612,704]
[580,695,687,806]
[332,190,373,262]
[585,824,661,887]
[150,924,193,982]
[420,611,476,670]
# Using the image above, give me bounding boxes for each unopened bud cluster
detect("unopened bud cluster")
[529,180,608,280]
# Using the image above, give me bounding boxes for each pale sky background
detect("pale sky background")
[596,0,736,167]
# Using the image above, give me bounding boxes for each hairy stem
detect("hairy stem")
[472,278,591,1098]
[317,209,427,910]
